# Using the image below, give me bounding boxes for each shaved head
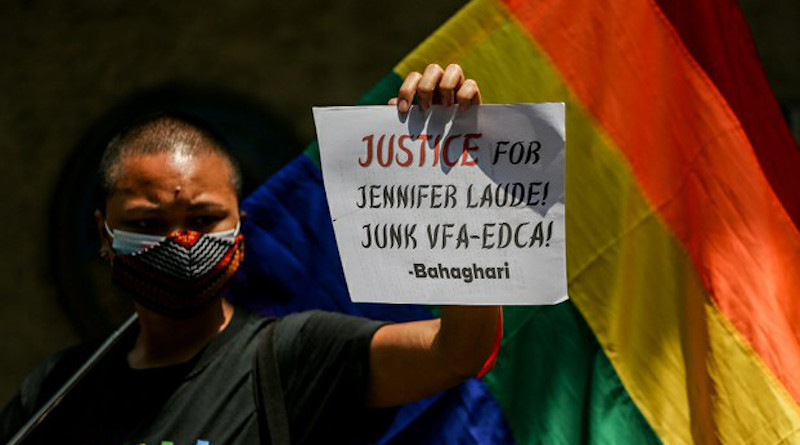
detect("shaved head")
[99,113,242,202]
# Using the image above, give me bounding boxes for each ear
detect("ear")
[94,209,113,260]
[239,210,247,225]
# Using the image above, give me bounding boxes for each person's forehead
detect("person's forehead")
[111,150,236,200]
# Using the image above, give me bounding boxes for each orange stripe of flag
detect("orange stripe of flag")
[503,0,800,403]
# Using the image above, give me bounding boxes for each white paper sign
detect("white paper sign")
[313,103,567,305]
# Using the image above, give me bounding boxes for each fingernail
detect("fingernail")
[399,99,408,112]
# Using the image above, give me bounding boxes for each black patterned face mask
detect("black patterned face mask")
[109,227,245,318]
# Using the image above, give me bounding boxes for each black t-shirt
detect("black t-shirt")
[0,309,394,445]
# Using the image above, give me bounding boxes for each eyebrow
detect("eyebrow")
[123,205,163,215]
[186,202,228,211]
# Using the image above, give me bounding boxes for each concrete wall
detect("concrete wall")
[0,0,796,406]
[0,0,465,405]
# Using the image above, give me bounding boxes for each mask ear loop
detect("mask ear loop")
[100,221,114,259]
[103,220,116,240]
[206,220,241,239]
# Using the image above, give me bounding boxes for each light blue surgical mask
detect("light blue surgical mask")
[104,221,240,256]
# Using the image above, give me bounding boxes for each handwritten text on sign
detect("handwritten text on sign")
[313,103,567,305]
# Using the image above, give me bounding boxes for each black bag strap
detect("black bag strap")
[253,320,291,445]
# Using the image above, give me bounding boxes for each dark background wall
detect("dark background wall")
[0,0,797,405]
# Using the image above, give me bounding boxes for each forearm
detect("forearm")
[436,306,501,378]
[366,306,501,408]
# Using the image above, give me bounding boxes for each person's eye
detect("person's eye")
[124,219,165,232]
[189,216,223,231]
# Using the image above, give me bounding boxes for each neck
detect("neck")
[128,298,235,369]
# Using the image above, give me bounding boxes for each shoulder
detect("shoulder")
[274,310,387,351]
[271,310,388,376]
[268,311,396,444]
[21,343,98,405]
[1,342,97,439]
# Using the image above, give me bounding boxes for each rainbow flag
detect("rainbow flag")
[230,0,800,442]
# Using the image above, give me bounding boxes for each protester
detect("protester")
[0,63,500,445]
